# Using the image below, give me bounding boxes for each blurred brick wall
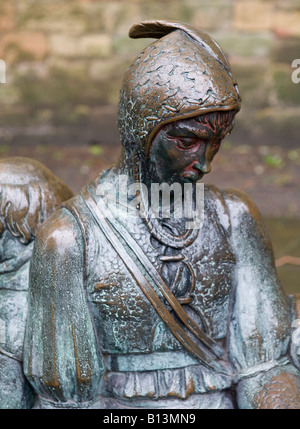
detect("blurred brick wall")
[0,0,299,147]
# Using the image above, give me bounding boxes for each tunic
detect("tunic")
[23,177,298,409]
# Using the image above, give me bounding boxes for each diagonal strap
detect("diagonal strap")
[81,186,228,375]
[87,185,224,358]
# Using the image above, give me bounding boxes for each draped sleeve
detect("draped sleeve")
[23,207,105,408]
[223,188,300,409]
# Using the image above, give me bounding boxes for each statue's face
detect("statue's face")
[148,113,234,185]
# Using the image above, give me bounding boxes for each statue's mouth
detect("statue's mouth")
[182,172,202,182]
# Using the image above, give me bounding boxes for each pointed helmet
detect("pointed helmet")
[118,20,241,156]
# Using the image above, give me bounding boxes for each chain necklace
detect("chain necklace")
[133,154,200,249]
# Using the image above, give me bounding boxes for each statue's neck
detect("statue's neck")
[100,149,200,245]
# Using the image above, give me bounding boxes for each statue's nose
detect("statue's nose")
[193,161,211,174]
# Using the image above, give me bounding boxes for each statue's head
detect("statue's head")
[118,20,241,178]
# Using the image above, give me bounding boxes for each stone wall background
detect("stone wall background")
[0,0,299,148]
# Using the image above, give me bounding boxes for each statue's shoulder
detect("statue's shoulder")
[35,195,84,253]
[205,183,259,213]
[221,187,262,224]
[204,184,262,231]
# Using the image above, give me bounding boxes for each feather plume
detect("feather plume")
[129,20,182,39]
[129,20,231,72]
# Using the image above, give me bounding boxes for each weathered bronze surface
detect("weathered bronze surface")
[0,157,73,408]
[15,20,300,408]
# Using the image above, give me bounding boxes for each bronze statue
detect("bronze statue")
[23,21,300,409]
[0,157,73,408]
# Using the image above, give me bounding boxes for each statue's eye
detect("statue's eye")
[175,137,199,149]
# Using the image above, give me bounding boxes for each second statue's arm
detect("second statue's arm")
[223,188,300,409]
[23,207,105,409]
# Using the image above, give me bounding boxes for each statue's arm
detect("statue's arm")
[223,188,300,409]
[23,208,105,408]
